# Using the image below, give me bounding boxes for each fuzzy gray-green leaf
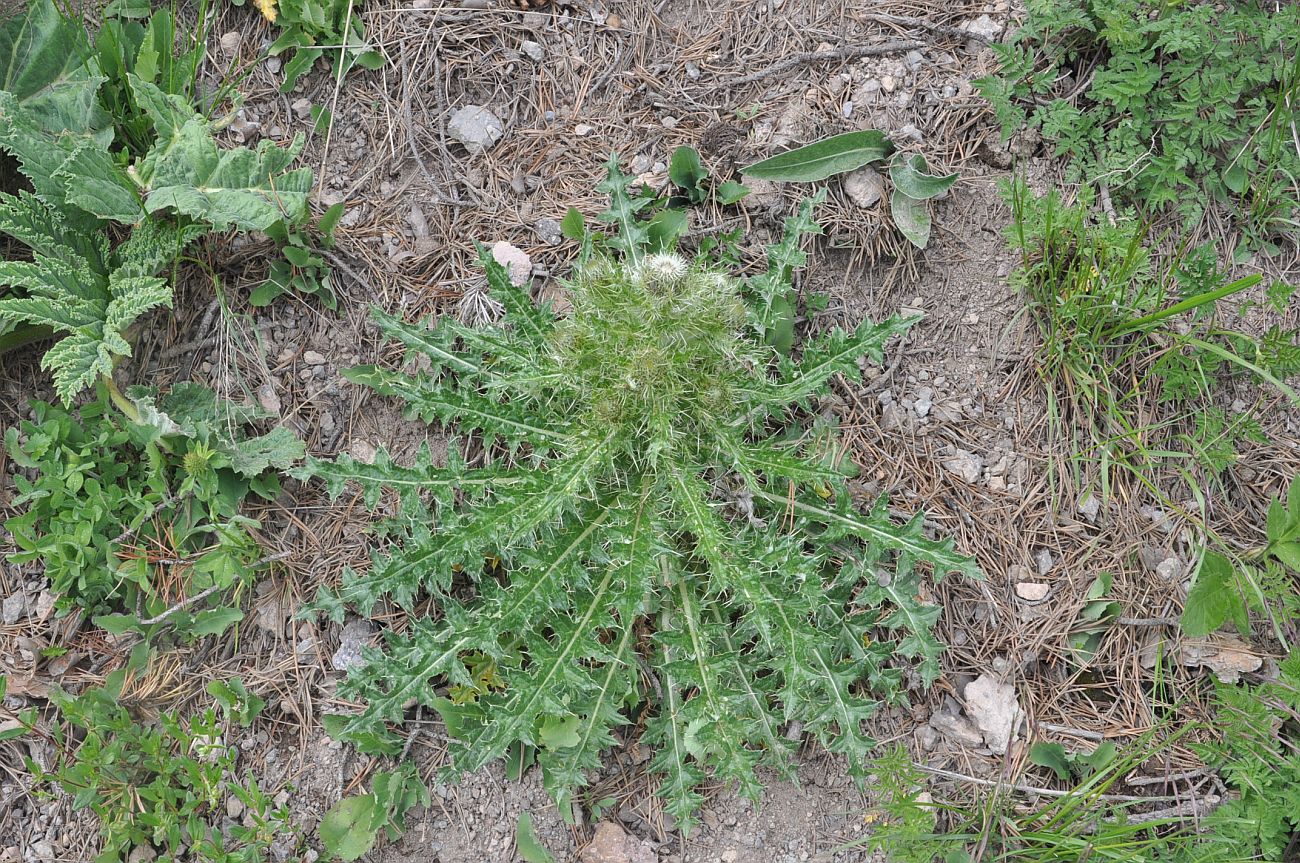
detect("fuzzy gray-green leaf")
[743,131,892,183]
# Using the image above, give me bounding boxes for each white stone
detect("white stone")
[520,40,544,62]
[1,590,26,626]
[964,674,1023,754]
[1014,582,1050,602]
[962,13,1004,41]
[349,440,377,464]
[1076,492,1101,523]
[447,105,504,153]
[491,242,532,287]
[942,449,983,484]
[842,167,885,209]
[331,619,377,672]
[1156,558,1181,582]
[1034,548,1055,575]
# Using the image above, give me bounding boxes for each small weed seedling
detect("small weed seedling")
[254,202,347,309]
[318,764,430,861]
[666,145,751,207]
[305,156,977,829]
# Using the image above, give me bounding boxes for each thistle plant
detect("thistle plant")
[307,157,977,828]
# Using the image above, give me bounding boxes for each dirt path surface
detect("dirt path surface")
[2,0,1298,861]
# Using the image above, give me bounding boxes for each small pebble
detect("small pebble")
[1015,582,1050,602]
[520,40,544,62]
[303,350,326,366]
[219,31,241,55]
[1034,549,1055,574]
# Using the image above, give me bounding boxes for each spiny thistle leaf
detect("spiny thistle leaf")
[306,157,978,826]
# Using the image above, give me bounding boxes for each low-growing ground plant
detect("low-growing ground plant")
[977,0,1300,249]
[317,764,429,861]
[304,156,978,828]
[743,130,959,249]
[1005,179,1297,498]
[23,670,295,863]
[4,383,301,629]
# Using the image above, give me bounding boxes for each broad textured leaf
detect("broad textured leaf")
[743,131,892,182]
[890,190,932,249]
[0,0,111,143]
[54,143,145,223]
[132,76,311,230]
[318,795,382,862]
[889,153,958,201]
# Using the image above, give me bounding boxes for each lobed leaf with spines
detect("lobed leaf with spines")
[306,157,978,826]
[745,191,825,345]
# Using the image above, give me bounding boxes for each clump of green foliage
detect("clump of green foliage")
[24,671,294,863]
[1191,649,1300,862]
[1182,476,1300,642]
[305,156,977,829]
[1006,179,1298,491]
[3,384,301,626]
[0,0,313,405]
[230,0,384,93]
[978,0,1300,247]
[318,764,429,862]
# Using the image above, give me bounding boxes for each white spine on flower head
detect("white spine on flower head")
[641,253,690,288]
